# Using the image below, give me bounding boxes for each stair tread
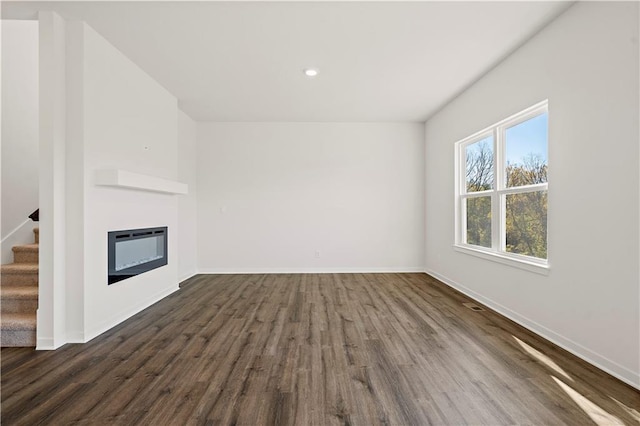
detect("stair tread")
[12,244,39,252]
[1,313,36,330]
[1,264,38,274]
[1,286,38,298]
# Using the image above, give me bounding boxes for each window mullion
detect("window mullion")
[460,196,467,244]
[495,127,504,191]
[499,192,506,252]
[465,190,493,198]
[457,144,465,244]
[501,183,548,195]
[497,126,507,253]
[492,127,501,252]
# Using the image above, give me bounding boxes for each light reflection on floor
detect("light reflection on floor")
[512,336,573,382]
[610,396,640,423]
[551,376,624,425]
[512,335,634,425]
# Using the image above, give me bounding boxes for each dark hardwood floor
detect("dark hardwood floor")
[2,273,639,425]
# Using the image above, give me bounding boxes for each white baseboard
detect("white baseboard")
[83,285,180,343]
[198,267,425,274]
[425,268,640,390]
[178,271,198,283]
[36,337,55,350]
[1,219,36,264]
[66,331,85,344]
[36,336,67,350]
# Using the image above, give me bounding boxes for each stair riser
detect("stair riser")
[13,251,38,264]
[1,298,38,314]
[0,329,36,347]
[1,274,38,287]
[34,230,39,244]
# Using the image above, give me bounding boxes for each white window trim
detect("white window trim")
[453,244,550,275]
[454,100,549,274]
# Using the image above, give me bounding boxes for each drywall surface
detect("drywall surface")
[1,20,38,241]
[197,122,425,272]
[177,110,198,281]
[424,2,639,387]
[37,11,68,349]
[65,22,180,342]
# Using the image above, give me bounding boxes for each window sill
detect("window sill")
[453,244,550,275]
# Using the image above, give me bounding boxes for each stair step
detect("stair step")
[1,313,37,330]
[1,286,38,313]
[34,227,39,244]
[1,264,39,287]
[1,313,36,347]
[12,244,39,264]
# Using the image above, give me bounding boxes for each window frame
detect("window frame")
[454,101,549,274]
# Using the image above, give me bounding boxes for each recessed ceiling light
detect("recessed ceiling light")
[304,68,318,77]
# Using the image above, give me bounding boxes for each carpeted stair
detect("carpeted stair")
[1,227,38,347]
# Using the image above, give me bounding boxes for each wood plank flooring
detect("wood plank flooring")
[2,273,639,425]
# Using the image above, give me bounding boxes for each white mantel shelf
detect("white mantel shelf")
[95,169,188,195]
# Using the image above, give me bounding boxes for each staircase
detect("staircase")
[1,227,38,347]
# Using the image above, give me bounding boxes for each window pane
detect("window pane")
[466,196,492,248]
[465,136,494,192]
[505,190,547,259]
[505,113,548,187]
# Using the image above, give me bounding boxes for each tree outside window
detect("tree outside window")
[457,101,548,265]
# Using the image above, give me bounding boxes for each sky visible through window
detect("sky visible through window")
[461,106,548,260]
[505,113,548,166]
[466,113,548,167]
[466,137,492,153]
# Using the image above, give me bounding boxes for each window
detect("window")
[455,101,548,272]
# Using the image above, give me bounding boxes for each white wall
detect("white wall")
[37,11,67,349]
[197,122,425,272]
[80,23,180,341]
[36,18,183,345]
[424,2,639,388]
[1,20,39,251]
[177,110,198,281]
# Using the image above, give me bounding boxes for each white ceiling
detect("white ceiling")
[3,1,572,122]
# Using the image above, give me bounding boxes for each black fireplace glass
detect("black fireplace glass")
[108,227,168,284]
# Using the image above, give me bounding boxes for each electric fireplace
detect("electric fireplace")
[108,227,168,284]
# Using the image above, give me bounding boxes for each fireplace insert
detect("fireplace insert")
[108,226,168,284]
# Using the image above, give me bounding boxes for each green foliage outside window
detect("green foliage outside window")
[466,147,547,259]
[466,197,492,248]
[505,155,547,258]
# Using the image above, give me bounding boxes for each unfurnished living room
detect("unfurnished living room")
[1,0,639,424]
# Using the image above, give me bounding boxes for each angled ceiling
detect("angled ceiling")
[2,1,573,122]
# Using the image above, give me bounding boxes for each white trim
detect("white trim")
[65,331,85,344]
[178,271,198,283]
[36,337,62,350]
[495,126,504,190]
[197,267,426,275]
[463,190,493,198]
[497,191,505,252]
[454,244,549,275]
[83,285,180,343]
[1,219,34,245]
[499,182,547,195]
[424,269,640,390]
[38,285,180,349]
